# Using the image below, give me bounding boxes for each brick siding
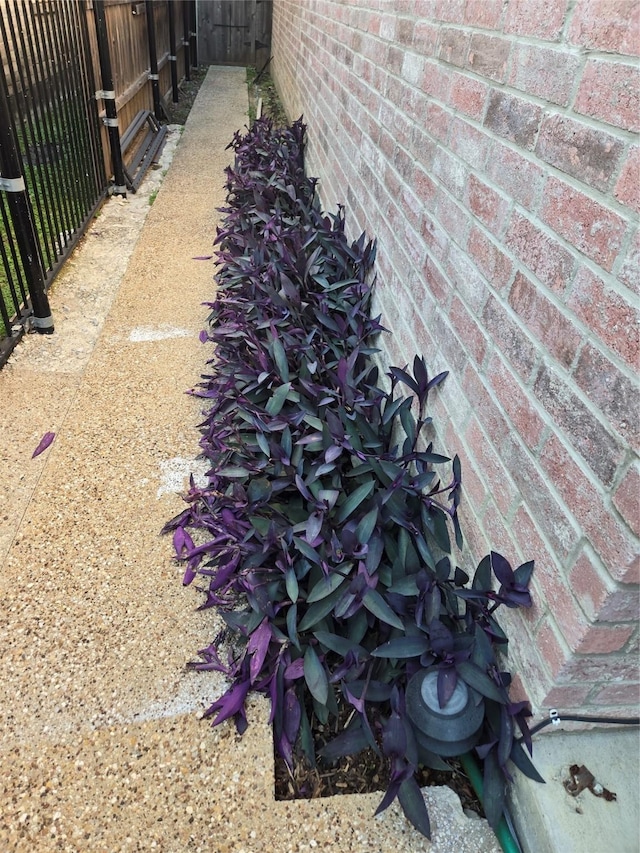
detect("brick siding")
[271,0,640,717]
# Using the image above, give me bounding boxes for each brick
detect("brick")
[573,343,639,445]
[448,117,490,169]
[467,34,510,83]
[508,271,581,367]
[462,364,512,449]
[467,174,511,237]
[499,431,581,560]
[575,60,640,132]
[464,0,504,28]
[568,0,640,56]
[432,147,467,199]
[614,145,640,213]
[435,189,471,245]
[535,114,625,193]
[437,27,469,67]
[386,45,406,76]
[504,0,568,39]
[558,653,640,683]
[449,296,488,367]
[598,588,640,622]
[449,73,488,121]
[413,20,439,56]
[574,624,636,654]
[488,355,546,449]
[617,227,639,294]
[486,144,545,211]
[421,60,452,101]
[444,242,489,313]
[422,214,450,265]
[570,549,618,621]
[435,0,466,23]
[484,90,542,150]
[467,225,514,292]
[540,177,627,271]
[401,52,425,87]
[481,500,518,556]
[567,266,639,369]
[543,684,592,707]
[413,163,438,209]
[592,682,640,705]
[507,44,582,107]
[512,505,587,639]
[426,102,452,143]
[396,16,415,47]
[537,618,571,679]
[379,14,397,41]
[481,295,538,379]
[541,434,639,582]
[613,462,640,537]
[464,417,518,516]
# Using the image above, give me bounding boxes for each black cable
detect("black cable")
[526,712,640,739]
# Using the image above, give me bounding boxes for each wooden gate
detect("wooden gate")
[197,0,272,67]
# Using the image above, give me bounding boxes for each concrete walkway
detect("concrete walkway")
[0,67,499,852]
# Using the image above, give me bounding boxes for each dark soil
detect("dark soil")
[164,65,209,125]
[274,702,484,817]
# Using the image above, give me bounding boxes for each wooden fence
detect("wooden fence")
[86,0,196,179]
[197,0,271,68]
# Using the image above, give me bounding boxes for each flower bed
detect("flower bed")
[165,117,541,839]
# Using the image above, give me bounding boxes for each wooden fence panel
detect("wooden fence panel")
[86,0,189,179]
[198,0,272,67]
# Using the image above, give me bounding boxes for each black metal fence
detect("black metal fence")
[0,0,108,365]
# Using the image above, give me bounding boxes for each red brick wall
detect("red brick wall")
[271,0,639,716]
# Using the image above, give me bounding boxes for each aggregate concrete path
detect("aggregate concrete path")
[0,67,499,853]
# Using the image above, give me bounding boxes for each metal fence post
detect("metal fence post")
[92,0,126,196]
[0,60,53,334]
[168,0,179,104]
[145,0,163,121]
[182,0,191,81]
[189,0,198,67]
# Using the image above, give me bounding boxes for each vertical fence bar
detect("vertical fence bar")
[0,59,53,334]
[92,0,126,195]
[182,0,191,81]
[168,0,179,103]
[145,0,163,120]
[189,0,197,67]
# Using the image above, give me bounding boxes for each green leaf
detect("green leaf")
[307,568,350,603]
[456,661,506,703]
[363,589,404,630]
[398,776,431,839]
[510,739,545,783]
[272,335,290,382]
[217,466,250,478]
[387,576,420,596]
[356,507,378,544]
[298,583,347,632]
[371,636,430,658]
[304,646,328,705]
[266,382,291,415]
[335,480,375,524]
[285,567,299,603]
[314,630,363,657]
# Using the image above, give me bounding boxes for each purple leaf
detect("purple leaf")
[192,255,213,260]
[32,431,55,458]
[247,618,272,684]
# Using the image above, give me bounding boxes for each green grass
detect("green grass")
[0,94,102,327]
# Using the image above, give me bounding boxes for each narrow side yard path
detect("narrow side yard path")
[0,68,498,853]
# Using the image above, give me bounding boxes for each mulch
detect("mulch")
[274,702,484,817]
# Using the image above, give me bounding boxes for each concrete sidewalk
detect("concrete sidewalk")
[0,67,499,852]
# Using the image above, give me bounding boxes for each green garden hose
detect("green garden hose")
[459,752,522,853]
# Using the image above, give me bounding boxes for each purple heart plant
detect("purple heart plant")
[164,117,541,838]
